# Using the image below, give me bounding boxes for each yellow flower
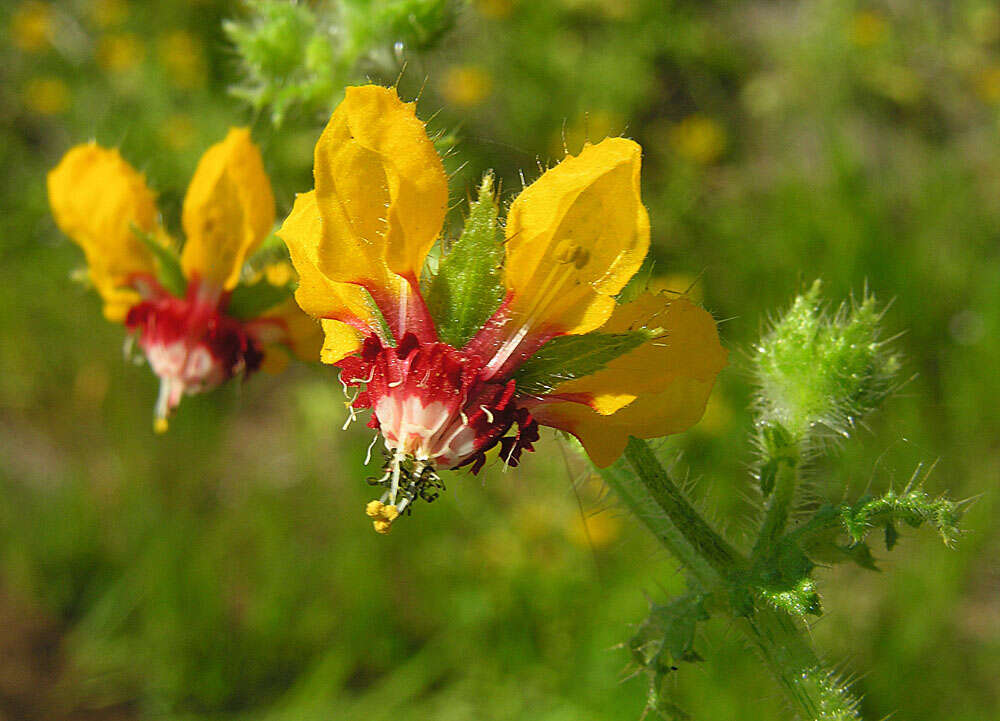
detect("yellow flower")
[90,0,129,28]
[848,11,888,48]
[975,65,1000,104]
[11,1,53,53]
[441,65,493,108]
[475,0,514,19]
[278,85,727,532]
[157,30,206,90]
[669,115,726,165]
[96,33,145,73]
[47,130,321,428]
[24,76,70,115]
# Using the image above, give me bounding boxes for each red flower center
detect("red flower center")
[125,281,262,422]
[337,333,539,474]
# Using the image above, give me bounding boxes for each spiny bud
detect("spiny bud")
[753,280,901,445]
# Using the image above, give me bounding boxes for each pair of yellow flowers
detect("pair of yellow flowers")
[49,85,726,528]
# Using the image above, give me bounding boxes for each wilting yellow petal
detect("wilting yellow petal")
[181,128,274,290]
[504,138,650,337]
[278,190,383,354]
[531,293,727,467]
[311,84,448,294]
[47,143,158,322]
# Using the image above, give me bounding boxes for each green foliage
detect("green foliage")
[226,0,457,125]
[513,329,656,397]
[425,172,505,347]
[225,1,336,126]
[628,594,709,720]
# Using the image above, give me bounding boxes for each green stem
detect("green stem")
[754,435,802,558]
[597,438,862,721]
[609,437,744,586]
[739,608,861,720]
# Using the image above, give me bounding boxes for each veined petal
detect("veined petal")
[530,293,727,467]
[504,138,650,338]
[181,128,275,290]
[310,85,447,336]
[278,190,385,362]
[47,143,159,322]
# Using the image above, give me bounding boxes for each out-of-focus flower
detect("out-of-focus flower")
[89,0,129,29]
[158,113,197,151]
[441,65,493,108]
[278,85,727,532]
[848,10,888,48]
[475,0,514,20]
[158,30,206,90]
[11,1,53,52]
[96,33,145,73]
[24,76,70,115]
[47,130,321,429]
[568,509,622,549]
[669,115,726,165]
[975,65,1000,103]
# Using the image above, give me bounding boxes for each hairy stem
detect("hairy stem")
[755,454,801,556]
[739,608,861,720]
[598,438,862,721]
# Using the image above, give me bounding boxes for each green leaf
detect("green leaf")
[132,225,186,298]
[512,329,655,397]
[226,280,292,320]
[425,172,505,348]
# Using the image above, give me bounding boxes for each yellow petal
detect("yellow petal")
[504,138,650,337]
[181,128,275,290]
[320,318,366,365]
[278,190,384,353]
[311,84,448,297]
[47,143,158,322]
[532,376,719,468]
[555,293,727,414]
[531,293,727,467]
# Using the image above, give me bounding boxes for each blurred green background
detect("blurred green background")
[1,0,998,719]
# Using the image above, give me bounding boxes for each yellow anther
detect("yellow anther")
[153,417,169,434]
[365,501,401,533]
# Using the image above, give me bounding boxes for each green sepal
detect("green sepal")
[512,329,657,397]
[425,172,505,348]
[132,225,186,298]
[226,279,293,320]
